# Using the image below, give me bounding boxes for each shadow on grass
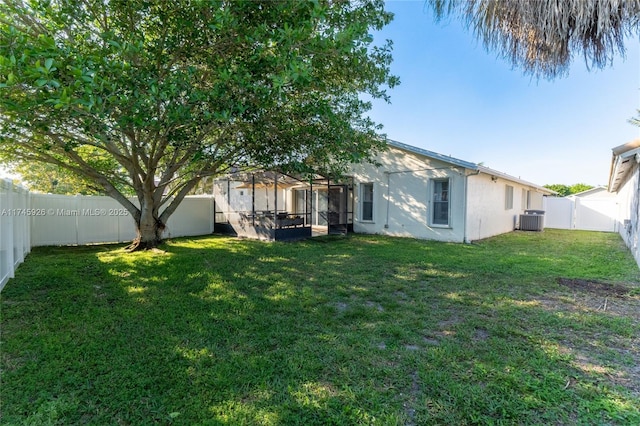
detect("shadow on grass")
[1,232,639,424]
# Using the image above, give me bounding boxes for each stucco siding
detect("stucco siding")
[348,144,551,243]
[465,174,517,241]
[465,174,546,241]
[350,146,466,242]
[614,163,640,267]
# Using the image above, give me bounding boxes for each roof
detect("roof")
[387,139,477,170]
[609,139,640,193]
[386,139,554,194]
[568,186,611,198]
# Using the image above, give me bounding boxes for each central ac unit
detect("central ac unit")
[519,214,544,231]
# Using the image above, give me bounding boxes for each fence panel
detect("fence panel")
[165,196,214,238]
[31,194,83,246]
[76,196,137,245]
[31,194,214,247]
[1,179,31,291]
[544,196,617,232]
[11,184,29,267]
[2,188,215,290]
[0,179,13,289]
[574,198,616,232]
[544,197,573,229]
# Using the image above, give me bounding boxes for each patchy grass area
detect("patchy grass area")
[1,229,639,425]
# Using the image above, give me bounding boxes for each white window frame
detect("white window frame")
[505,185,514,210]
[521,189,531,210]
[360,182,374,222]
[429,178,450,227]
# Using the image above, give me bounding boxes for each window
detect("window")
[361,183,374,221]
[521,189,530,210]
[505,185,514,210]
[431,179,450,226]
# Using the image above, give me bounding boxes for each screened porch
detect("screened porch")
[213,171,354,241]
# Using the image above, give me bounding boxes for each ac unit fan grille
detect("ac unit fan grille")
[519,214,544,231]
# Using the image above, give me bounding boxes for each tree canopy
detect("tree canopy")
[0,0,397,249]
[7,155,134,195]
[430,0,640,79]
[544,183,594,197]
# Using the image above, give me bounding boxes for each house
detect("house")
[608,139,640,267]
[350,140,553,242]
[213,140,554,242]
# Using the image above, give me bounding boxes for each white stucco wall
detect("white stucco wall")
[465,174,546,241]
[349,145,551,243]
[465,174,517,241]
[350,146,467,242]
[613,163,640,268]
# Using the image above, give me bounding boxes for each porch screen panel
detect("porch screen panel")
[295,190,305,215]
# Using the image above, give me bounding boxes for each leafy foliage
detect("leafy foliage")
[544,183,595,197]
[0,0,397,247]
[9,161,102,195]
[6,146,134,195]
[630,109,640,128]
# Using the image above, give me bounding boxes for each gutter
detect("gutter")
[608,140,640,192]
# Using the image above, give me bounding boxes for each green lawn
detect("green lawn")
[1,229,639,425]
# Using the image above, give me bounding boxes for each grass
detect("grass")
[1,229,639,425]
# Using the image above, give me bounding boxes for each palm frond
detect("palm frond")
[431,0,640,78]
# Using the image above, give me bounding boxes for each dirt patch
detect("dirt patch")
[543,279,640,397]
[332,302,348,313]
[365,301,385,312]
[557,278,633,298]
[473,328,490,341]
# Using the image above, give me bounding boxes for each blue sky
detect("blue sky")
[368,1,640,186]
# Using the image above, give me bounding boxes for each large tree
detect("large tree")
[431,0,640,78]
[0,0,397,249]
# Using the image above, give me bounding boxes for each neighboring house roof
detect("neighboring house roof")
[609,139,640,193]
[568,186,612,198]
[386,139,555,194]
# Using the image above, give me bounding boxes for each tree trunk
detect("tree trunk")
[127,196,165,251]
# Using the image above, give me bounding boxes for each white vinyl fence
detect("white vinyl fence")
[1,179,216,291]
[544,196,617,232]
[1,179,31,291]
[29,194,214,246]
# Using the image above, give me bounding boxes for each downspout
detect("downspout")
[251,174,255,226]
[226,179,231,214]
[227,179,231,226]
[384,171,390,229]
[463,169,481,243]
[310,178,313,227]
[326,177,331,235]
[350,176,355,233]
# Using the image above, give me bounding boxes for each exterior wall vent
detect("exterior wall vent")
[519,210,545,231]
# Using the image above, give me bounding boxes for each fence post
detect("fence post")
[1,179,16,290]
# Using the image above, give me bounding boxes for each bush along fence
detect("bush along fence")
[0,178,216,291]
